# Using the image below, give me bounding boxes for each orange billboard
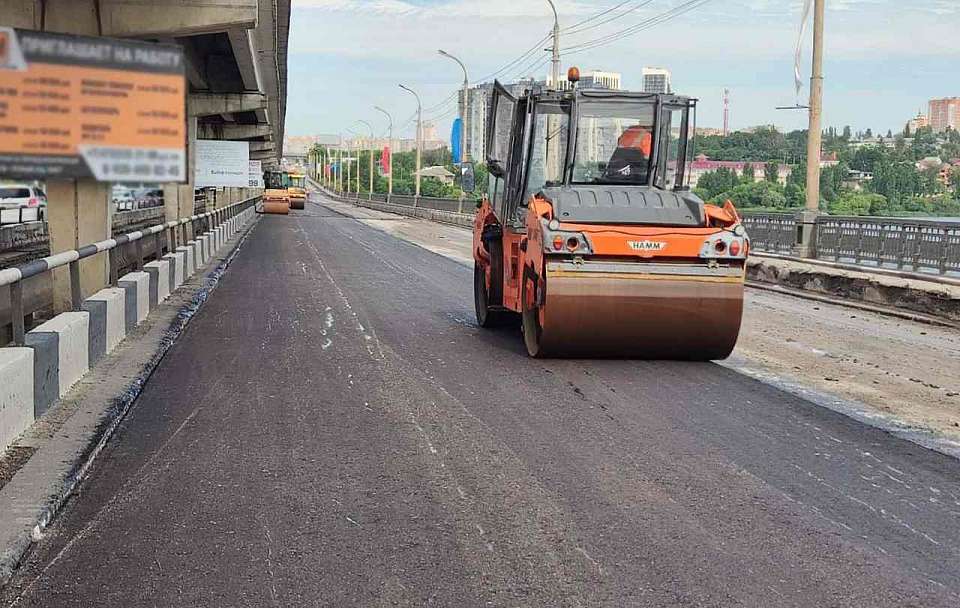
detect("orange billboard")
[0,27,186,182]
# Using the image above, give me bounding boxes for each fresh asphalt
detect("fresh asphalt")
[3,192,960,607]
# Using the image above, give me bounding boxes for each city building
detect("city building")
[460,72,624,161]
[688,155,791,189]
[553,70,622,91]
[642,67,672,94]
[929,97,960,133]
[907,112,929,133]
[460,78,539,161]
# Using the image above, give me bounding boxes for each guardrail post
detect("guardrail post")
[939,226,949,274]
[135,238,144,271]
[10,281,25,346]
[109,248,119,286]
[69,260,83,311]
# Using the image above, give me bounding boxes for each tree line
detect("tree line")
[693,126,960,217]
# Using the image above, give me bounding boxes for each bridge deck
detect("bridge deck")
[4,193,960,606]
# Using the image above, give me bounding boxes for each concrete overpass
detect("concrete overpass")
[1,0,290,310]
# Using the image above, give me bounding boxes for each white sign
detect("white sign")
[195,140,249,187]
[248,160,264,188]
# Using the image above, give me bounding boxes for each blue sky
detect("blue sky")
[285,0,960,140]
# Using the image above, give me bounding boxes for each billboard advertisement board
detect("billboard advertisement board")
[195,140,250,188]
[0,27,186,182]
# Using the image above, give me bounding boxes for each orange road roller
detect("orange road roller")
[472,72,749,359]
[287,173,307,210]
[262,188,290,214]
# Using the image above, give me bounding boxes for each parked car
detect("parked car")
[112,187,137,211]
[0,184,47,223]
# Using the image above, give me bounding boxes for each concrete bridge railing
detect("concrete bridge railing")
[0,196,259,454]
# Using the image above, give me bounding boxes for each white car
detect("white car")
[0,184,47,223]
[112,189,137,211]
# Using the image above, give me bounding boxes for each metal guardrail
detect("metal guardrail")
[740,214,797,256]
[0,208,45,226]
[316,182,960,276]
[816,216,960,274]
[0,196,259,345]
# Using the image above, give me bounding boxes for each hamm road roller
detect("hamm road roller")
[472,72,749,359]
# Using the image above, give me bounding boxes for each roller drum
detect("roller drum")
[528,262,744,360]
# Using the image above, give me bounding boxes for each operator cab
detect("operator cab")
[484,73,704,229]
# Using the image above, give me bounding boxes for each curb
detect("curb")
[0,215,260,589]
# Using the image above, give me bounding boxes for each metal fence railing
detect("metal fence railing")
[740,213,797,256]
[816,216,960,274]
[0,208,46,226]
[0,196,259,345]
[314,182,960,277]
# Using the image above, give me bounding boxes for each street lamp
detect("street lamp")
[399,83,422,198]
[374,105,394,197]
[438,49,470,164]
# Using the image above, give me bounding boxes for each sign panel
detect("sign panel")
[248,160,264,188]
[0,27,186,182]
[450,118,462,165]
[195,140,249,188]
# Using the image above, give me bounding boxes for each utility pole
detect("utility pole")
[545,0,560,89]
[797,0,825,257]
[374,106,394,196]
[805,0,825,213]
[400,84,422,198]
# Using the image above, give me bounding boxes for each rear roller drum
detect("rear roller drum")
[475,264,509,328]
[522,273,547,358]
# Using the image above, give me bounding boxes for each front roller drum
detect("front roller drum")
[522,267,744,360]
[290,197,306,210]
[262,200,290,214]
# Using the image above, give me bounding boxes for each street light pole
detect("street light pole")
[359,119,375,199]
[545,0,560,89]
[374,105,394,196]
[438,49,470,164]
[399,84,422,198]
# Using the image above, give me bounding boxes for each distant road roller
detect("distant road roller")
[472,70,749,359]
[263,171,291,214]
[287,173,307,210]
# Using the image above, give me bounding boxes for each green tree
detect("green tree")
[764,161,780,183]
[741,163,755,183]
[694,167,740,200]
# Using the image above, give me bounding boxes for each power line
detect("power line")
[561,0,713,55]
[563,0,656,35]
[475,32,552,83]
[561,0,634,32]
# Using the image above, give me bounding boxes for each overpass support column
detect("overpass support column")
[46,181,111,312]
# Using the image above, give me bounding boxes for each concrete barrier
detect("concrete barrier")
[164,251,186,291]
[144,259,171,306]
[118,272,150,331]
[176,245,195,278]
[192,240,204,267]
[25,312,89,416]
[0,348,34,453]
[81,288,126,366]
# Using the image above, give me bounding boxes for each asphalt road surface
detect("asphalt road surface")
[4,193,960,607]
